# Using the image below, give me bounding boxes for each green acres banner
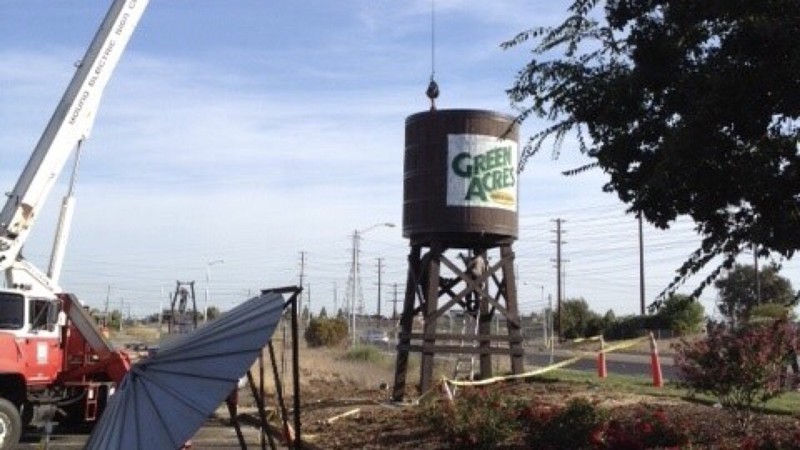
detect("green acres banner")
[447,134,518,211]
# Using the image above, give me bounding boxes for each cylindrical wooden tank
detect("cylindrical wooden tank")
[403,109,519,242]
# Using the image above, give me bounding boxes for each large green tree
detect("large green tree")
[656,293,705,335]
[555,298,602,339]
[505,0,800,303]
[206,306,221,321]
[714,263,795,321]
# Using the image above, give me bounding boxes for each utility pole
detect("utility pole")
[548,295,554,363]
[307,283,312,319]
[299,251,306,321]
[377,257,384,319]
[333,282,338,314]
[348,222,395,346]
[542,301,548,347]
[551,219,565,341]
[392,283,399,320]
[204,259,224,323]
[119,297,124,332]
[351,230,359,346]
[540,284,546,344]
[104,284,111,327]
[638,213,646,315]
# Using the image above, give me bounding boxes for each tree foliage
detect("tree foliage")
[505,0,800,303]
[557,294,704,339]
[304,317,348,348]
[750,303,796,321]
[602,294,704,339]
[555,298,602,339]
[109,309,122,330]
[206,306,221,321]
[656,294,705,335]
[714,263,795,321]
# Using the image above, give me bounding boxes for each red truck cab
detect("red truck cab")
[0,290,130,449]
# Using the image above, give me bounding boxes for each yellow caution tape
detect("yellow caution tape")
[570,335,602,344]
[445,356,582,387]
[440,336,649,389]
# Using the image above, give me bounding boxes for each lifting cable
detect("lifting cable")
[426,0,440,109]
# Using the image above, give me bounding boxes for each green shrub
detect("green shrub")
[419,387,519,449]
[303,317,348,348]
[522,397,606,450]
[604,315,650,340]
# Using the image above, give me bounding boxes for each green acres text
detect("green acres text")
[451,145,515,201]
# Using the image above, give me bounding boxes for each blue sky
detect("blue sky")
[2,1,796,320]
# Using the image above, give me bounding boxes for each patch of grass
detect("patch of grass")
[531,369,800,415]
[345,345,387,363]
[761,390,800,414]
[537,369,680,393]
[111,325,161,343]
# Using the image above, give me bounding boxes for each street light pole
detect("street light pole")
[377,257,383,319]
[351,230,359,346]
[204,259,224,323]
[350,222,395,346]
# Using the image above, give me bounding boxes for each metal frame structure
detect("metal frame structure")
[86,286,303,450]
[226,285,303,450]
[392,237,524,401]
[167,280,198,334]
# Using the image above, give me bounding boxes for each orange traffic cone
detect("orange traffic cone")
[597,337,607,378]
[649,332,663,388]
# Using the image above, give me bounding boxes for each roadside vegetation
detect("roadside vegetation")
[412,306,799,448]
[114,313,798,449]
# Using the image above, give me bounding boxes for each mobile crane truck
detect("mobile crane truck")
[0,1,149,447]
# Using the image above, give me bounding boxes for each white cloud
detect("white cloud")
[4,1,797,321]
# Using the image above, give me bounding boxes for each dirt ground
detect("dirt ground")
[229,344,799,449]
[113,327,799,449]
[288,378,799,449]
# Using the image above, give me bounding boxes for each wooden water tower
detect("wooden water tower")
[392,109,525,401]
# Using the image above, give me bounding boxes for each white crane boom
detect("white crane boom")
[0,0,149,297]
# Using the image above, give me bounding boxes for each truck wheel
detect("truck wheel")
[0,398,22,450]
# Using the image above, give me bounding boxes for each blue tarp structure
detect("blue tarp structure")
[86,291,286,450]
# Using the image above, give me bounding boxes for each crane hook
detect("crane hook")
[426,77,439,111]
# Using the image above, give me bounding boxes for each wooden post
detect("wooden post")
[392,245,421,401]
[501,245,524,374]
[420,242,442,393]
